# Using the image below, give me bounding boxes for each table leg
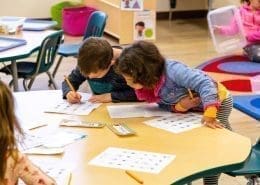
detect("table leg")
[11,60,19,91]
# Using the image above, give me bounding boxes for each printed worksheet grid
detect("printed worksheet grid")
[144,113,203,134]
[89,147,176,174]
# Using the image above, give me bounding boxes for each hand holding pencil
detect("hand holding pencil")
[64,76,82,104]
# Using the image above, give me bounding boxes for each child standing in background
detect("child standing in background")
[214,0,260,62]
[115,41,233,185]
[0,80,56,185]
[62,37,138,103]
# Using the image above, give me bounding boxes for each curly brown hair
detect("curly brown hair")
[241,0,250,4]
[0,81,23,181]
[114,41,165,88]
[78,37,113,75]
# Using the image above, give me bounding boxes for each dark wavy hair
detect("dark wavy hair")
[0,80,23,181]
[115,41,165,88]
[241,0,250,4]
[78,37,113,75]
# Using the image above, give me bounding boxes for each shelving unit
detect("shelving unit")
[84,0,156,44]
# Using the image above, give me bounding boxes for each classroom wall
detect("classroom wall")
[0,0,81,18]
[156,0,240,12]
[157,0,208,12]
[211,0,240,8]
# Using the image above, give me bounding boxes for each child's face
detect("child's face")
[87,67,110,79]
[250,0,260,10]
[122,74,143,89]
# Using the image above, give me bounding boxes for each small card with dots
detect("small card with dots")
[89,147,175,174]
[144,113,202,134]
[106,123,136,136]
[60,119,105,128]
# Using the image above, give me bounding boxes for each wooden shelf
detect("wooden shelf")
[85,0,156,44]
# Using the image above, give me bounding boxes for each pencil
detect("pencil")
[64,75,75,92]
[125,170,144,184]
[187,88,194,99]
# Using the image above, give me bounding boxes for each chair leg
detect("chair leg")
[22,79,30,91]
[52,55,63,79]
[245,175,260,185]
[47,71,57,89]
[27,78,36,90]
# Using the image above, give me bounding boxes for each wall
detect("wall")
[157,0,208,12]
[156,0,240,12]
[211,0,240,8]
[0,0,81,18]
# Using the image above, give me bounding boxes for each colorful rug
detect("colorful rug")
[206,72,253,93]
[197,55,260,76]
[233,95,260,120]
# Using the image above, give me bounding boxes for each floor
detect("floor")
[0,18,259,185]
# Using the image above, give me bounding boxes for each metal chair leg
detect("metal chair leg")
[27,77,36,90]
[52,55,63,78]
[47,71,57,89]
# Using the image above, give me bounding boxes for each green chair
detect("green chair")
[0,31,63,91]
[225,139,260,185]
[51,1,83,29]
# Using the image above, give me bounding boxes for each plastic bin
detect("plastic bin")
[62,6,96,36]
[207,6,246,53]
[251,75,260,93]
[51,1,83,29]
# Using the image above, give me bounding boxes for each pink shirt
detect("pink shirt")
[4,152,56,185]
[219,3,260,43]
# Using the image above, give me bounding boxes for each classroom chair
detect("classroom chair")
[51,11,108,80]
[0,30,63,91]
[225,139,260,185]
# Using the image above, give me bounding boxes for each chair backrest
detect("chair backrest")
[33,30,63,75]
[83,11,108,40]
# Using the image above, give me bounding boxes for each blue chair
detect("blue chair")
[51,11,108,79]
[0,31,63,90]
[225,139,260,185]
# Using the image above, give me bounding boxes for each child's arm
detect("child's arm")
[172,96,201,112]
[62,67,86,99]
[16,152,56,185]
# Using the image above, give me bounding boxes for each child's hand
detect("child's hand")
[213,25,222,34]
[66,91,82,104]
[88,93,112,103]
[179,96,201,110]
[201,116,223,129]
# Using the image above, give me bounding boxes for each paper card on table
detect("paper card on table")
[107,103,172,118]
[18,130,86,151]
[23,146,64,155]
[42,130,87,148]
[18,158,71,185]
[89,147,175,174]
[45,93,101,115]
[144,113,202,134]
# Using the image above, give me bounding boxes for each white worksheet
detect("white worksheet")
[17,130,86,152]
[107,103,172,118]
[89,147,175,174]
[45,93,101,115]
[144,113,203,134]
[19,159,71,185]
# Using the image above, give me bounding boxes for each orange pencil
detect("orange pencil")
[64,75,75,92]
[125,170,144,184]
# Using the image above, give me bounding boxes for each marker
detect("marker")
[125,170,143,184]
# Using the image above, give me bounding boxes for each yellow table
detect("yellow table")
[14,90,251,185]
